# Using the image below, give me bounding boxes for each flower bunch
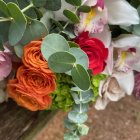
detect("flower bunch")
[0,0,140,139]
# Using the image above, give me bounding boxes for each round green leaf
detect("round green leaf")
[68,111,88,124]
[68,41,79,48]
[32,0,47,7]
[0,0,9,17]
[48,51,76,73]
[63,10,80,23]
[70,48,89,69]
[41,33,69,60]
[7,2,27,45]
[78,5,91,13]
[65,0,82,6]
[64,132,80,140]
[20,19,48,45]
[14,44,24,58]
[45,0,61,11]
[77,124,89,136]
[71,64,90,91]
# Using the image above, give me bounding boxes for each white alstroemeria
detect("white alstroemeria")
[113,34,140,72]
[75,0,139,34]
[95,70,134,110]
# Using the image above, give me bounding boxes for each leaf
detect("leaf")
[40,11,54,30]
[71,64,90,91]
[0,0,10,17]
[7,3,27,45]
[68,111,88,124]
[51,19,64,30]
[45,0,61,11]
[32,0,47,7]
[64,132,80,140]
[72,103,89,113]
[64,118,77,130]
[65,0,82,6]
[71,90,93,104]
[132,24,140,36]
[63,10,80,23]
[78,5,91,13]
[68,41,79,48]
[14,44,24,58]
[41,33,69,60]
[20,19,48,45]
[77,124,89,136]
[70,48,89,69]
[48,51,76,73]
[0,41,4,51]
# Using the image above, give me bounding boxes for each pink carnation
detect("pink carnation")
[0,50,12,81]
[134,73,140,100]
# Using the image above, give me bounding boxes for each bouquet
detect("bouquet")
[0,0,140,139]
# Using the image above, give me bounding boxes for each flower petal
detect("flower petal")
[105,0,139,26]
[95,95,110,110]
[113,71,134,95]
[113,34,140,48]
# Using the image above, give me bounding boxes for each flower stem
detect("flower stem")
[0,17,13,22]
[21,3,34,13]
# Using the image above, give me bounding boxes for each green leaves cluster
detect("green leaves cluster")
[41,33,90,91]
[51,74,74,111]
[0,0,62,56]
[63,0,91,24]
[64,89,93,140]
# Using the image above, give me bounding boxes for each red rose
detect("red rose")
[75,32,108,75]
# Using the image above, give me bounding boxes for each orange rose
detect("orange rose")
[22,40,52,74]
[7,65,56,111]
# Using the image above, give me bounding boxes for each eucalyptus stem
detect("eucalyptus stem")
[21,3,34,13]
[0,17,13,22]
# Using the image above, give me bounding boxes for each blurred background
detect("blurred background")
[34,96,140,140]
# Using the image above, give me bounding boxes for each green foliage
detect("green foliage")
[69,48,89,69]
[71,64,90,91]
[63,10,80,23]
[48,51,76,73]
[78,5,91,13]
[65,0,82,6]
[7,2,27,45]
[51,74,74,111]
[41,33,69,60]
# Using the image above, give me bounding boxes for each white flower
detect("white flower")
[95,70,134,110]
[75,0,139,34]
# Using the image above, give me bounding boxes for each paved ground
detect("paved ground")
[35,96,140,140]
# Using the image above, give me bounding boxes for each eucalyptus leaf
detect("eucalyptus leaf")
[64,118,77,130]
[7,2,27,45]
[71,64,90,91]
[63,10,80,23]
[41,33,69,60]
[14,44,24,58]
[48,51,76,73]
[32,0,47,7]
[45,0,61,11]
[68,111,88,124]
[72,103,89,113]
[0,0,10,17]
[40,10,54,30]
[70,48,89,69]
[68,41,79,48]
[77,124,89,136]
[78,5,91,13]
[64,132,80,140]
[20,19,48,45]
[65,0,82,6]
[132,24,140,36]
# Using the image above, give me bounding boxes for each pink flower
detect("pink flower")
[134,73,140,100]
[0,49,12,81]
